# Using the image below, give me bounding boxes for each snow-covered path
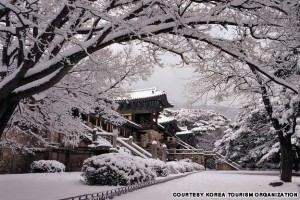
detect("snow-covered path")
[115,171,300,200]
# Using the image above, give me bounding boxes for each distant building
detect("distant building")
[115,87,174,149]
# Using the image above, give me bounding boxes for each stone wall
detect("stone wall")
[67,152,93,171]
[0,148,106,173]
[0,149,14,173]
[167,153,205,165]
[216,161,237,170]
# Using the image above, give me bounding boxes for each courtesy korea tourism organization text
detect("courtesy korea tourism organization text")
[89,192,298,200]
[171,192,298,198]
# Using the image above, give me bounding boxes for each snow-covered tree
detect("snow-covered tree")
[179,1,300,182]
[2,47,152,152]
[0,0,295,134]
[215,102,300,170]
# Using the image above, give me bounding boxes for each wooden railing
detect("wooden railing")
[214,152,242,170]
[166,149,204,154]
[117,138,148,158]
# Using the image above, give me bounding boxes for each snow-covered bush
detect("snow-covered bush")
[81,153,156,186]
[167,161,187,173]
[30,160,65,173]
[177,160,194,172]
[145,159,170,177]
[186,161,205,171]
[178,159,205,172]
[167,160,204,173]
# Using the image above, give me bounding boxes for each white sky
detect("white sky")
[128,65,193,106]
[117,37,242,109]
[128,64,241,109]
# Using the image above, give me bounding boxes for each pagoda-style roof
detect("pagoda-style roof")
[116,87,174,113]
[176,126,193,135]
[116,87,173,107]
[158,115,182,136]
[157,115,177,124]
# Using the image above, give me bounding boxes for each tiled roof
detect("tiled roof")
[115,87,173,108]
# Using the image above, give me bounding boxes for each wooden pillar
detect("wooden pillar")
[99,119,102,129]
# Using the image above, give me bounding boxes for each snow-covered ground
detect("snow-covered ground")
[0,172,118,200]
[0,171,300,200]
[115,171,300,200]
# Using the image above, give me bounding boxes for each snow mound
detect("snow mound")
[30,160,65,173]
[167,159,205,173]
[81,153,156,186]
[145,159,170,177]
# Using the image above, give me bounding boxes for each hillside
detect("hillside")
[172,104,238,120]
[214,105,300,170]
[161,109,230,150]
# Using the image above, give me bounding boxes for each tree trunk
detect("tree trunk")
[252,69,294,182]
[0,99,19,137]
[279,134,293,182]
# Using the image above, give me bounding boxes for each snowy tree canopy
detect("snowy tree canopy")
[0,1,299,181]
[2,47,153,152]
[1,0,299,137]
[175,0,299,182]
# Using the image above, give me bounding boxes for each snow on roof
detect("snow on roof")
[176,130,193,135]
[179,126,189,131]
[116,87,166,100]
[157,115,175,123]
[191,126,216,132]
[130,87,165,99]
[116,87,174,109]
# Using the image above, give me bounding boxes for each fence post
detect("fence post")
[162,144,167,162]
[151,141,157,159]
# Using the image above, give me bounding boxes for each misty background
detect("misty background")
[128,64,239,119]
